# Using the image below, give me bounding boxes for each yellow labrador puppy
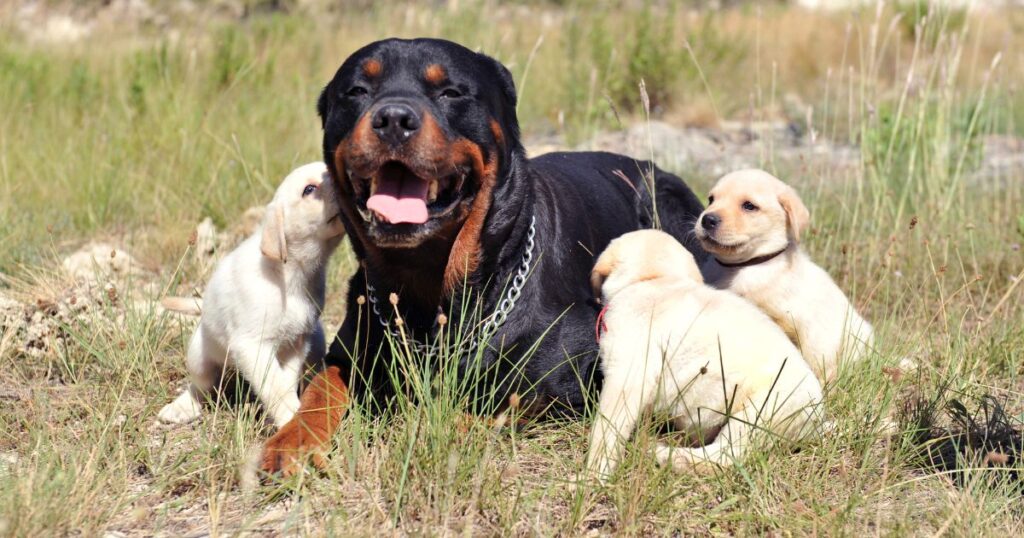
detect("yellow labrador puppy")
[695,169,873,383]
[158,162,345,428]
[587,230,822,480]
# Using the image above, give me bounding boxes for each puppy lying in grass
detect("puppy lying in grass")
[158,162,345,428]
[696,169,874,383]
[587,230,823,480]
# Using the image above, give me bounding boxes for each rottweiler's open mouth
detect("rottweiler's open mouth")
[351,161,473,225]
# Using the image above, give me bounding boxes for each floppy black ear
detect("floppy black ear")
[483,54,521,145]
[494,59,517,109]
[481,54,517,110]
[316,85,330,128]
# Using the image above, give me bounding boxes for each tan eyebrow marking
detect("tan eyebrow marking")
[424,64,446,84]
[362,59,382,78]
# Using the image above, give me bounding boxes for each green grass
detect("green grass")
[2,1,1024,535]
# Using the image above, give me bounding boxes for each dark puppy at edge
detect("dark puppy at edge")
[261,38,707,475]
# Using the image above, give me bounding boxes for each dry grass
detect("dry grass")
[1,1,1024,536]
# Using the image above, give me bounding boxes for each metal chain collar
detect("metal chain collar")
[365,215,537,359]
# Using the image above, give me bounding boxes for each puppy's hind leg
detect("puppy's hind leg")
[656,385,822,473]
[655,403,760,474]
[159,326,223,424]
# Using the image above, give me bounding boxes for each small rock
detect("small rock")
[194,217,220,259]
[0,451,18,477]
[0,292,26,333]
[36,15,92,43]
[0,292,23,313]
[61,243,138,283]
[237,206,266,238]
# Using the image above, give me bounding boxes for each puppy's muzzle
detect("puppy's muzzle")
[700,213,721,231]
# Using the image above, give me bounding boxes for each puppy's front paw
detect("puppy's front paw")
[260,419,329,478]
[585,452,615,485]
[268,396,301,429]
[588,464,612,485]
[157,391,202,424]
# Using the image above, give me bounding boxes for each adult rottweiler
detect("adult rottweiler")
[261,38,706,474]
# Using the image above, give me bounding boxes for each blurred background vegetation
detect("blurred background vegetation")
[0,0,1021,270]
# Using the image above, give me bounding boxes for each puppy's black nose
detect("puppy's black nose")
[701,213,720,231]
[371,104,420,146]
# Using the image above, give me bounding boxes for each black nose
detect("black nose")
[701,213,720,230]
[371,104,420,146]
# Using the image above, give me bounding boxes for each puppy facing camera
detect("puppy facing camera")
[696,169,873,383]
[158,161,346,429]
[696,168,809,265]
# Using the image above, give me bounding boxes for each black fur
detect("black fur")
[905,394,1023,488]
[317,38,707,417]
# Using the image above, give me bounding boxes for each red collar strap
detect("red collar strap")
[595,304,609,343]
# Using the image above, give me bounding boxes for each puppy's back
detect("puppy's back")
[195,234,284,336]
[687,285,810,375]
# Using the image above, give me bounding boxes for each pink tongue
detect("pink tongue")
[366,173,429,224]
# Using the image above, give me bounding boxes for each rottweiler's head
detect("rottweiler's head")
[318,38,521,253]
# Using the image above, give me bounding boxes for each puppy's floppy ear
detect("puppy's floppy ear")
[778,187,810,242]
[260,204,288,263]
[590,249,617,300]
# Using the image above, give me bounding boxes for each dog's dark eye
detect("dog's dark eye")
[742,201,758,211]
[302,184,318,197]
[438,87,462,99]
[345,86,368,97]
[708,195,715,204]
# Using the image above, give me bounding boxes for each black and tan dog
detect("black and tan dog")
[261,38,706,474]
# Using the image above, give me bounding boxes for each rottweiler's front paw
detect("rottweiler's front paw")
[260,419,329,478]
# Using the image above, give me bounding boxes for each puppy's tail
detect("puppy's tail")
[161,296,203,316]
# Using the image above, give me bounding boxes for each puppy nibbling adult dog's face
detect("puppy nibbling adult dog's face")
[695,169,810,263]
[317,38,519,249]
[260,162,345,264]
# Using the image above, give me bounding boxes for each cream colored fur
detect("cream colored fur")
[696,169,874,383]
[158,162,345,428]
[587,230,823,481]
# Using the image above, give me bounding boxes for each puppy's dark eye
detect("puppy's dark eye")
[438,88,462,99]
[302,184,318,197]
[742,201,758,211]
[346,86,368,97]
[708,195,715,204]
